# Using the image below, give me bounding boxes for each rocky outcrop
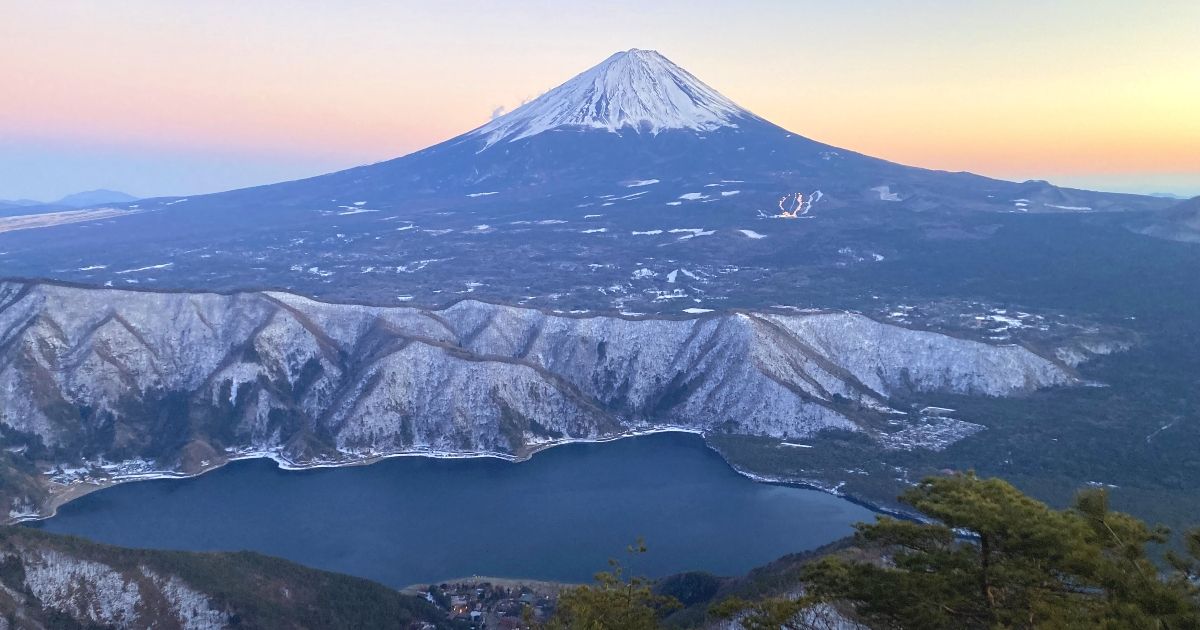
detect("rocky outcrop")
[0,526,449,629]
[0,281,1078,518]
[11,548,228,629]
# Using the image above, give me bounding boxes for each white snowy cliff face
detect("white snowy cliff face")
[1,545,230,629]
[469,48,754,148]
[0,281,1074,473]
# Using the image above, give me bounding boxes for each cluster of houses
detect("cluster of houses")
[420,580,560,628]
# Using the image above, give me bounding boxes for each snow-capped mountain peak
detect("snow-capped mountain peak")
[470,49,756,148]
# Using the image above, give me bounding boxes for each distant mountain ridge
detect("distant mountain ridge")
[54,188,138,207]
[0,198,42,208]
[1138,195,1200,243]
[0,189,138,217]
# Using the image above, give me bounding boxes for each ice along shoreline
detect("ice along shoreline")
[14,426,907,527]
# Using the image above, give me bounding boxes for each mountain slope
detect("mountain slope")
[471,48,756,147]
[97,50,1155,214]
[0,50,1172,309]
[1138,195,1200,243]
[0,526,454,629]
[0,281,1099,521]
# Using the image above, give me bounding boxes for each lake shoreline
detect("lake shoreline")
[24,430,882,588]
[15,427,909,528]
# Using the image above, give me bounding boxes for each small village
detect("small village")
[410,578,566,629]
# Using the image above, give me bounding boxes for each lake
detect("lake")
[31,432,874,588]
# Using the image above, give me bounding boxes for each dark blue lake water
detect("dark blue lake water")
[31,432,873,587]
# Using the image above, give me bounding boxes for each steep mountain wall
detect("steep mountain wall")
[0,281,1075,519]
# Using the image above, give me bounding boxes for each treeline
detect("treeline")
[539,474,1200,629]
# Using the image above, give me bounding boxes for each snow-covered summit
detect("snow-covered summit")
[470,49,756,148]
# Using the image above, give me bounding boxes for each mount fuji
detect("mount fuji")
[472,48,755,146]
[1,48,1197,531]
[121,48,1157,212]
[0,49,1176,311]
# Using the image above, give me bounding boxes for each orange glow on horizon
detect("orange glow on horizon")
[3,1,1197,190]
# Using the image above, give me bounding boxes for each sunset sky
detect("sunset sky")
[3,0,1198,200]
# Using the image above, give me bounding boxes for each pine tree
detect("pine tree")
[538,540,679,630]
[720,474,1200,629]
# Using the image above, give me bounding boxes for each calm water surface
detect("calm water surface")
[33,432,873,587]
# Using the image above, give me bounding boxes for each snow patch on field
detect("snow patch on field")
[336,207,376,217]
[396,258,451,273]
[871,186,901,201]
[738,229,767,239]
[878,417,986,451]
[626,179,660,187]
[669,228,715,240]
[115,263,173,274]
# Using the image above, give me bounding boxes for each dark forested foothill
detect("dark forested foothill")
[532,475,1200,629]
[718,474,1200,629]
[0,527,459,629]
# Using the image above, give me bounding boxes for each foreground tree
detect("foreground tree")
[1167,527,1200,609]
[537,540,679,630]
[721,474,1200,629]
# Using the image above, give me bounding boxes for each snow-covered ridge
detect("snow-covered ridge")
[6,545,231,628]
[469,49,754,148]
[0,282,1070,453]
[0,281,1091,520]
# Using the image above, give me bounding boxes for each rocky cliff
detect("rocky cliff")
[0,281,1078,520]
[0,527,450,629]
